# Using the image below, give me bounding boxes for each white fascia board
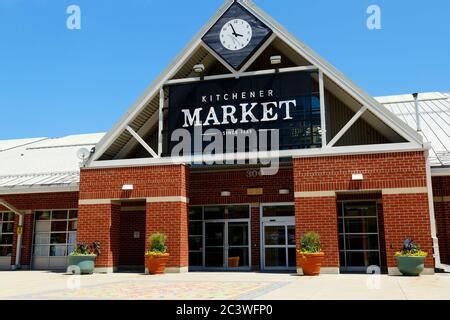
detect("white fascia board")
[241,0,424,145]
[431,167,450,176]
[89,0,235,164]
[88,142,424,170]
[0,185,79,195]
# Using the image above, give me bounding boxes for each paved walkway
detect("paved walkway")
[1,271,450,300]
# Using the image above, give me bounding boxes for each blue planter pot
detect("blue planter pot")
[395,256,426,276]
[68,255,97,275]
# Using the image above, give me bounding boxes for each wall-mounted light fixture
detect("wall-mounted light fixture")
[122,184,134,191]
[221,191,231,197]
[270,55,282,65]
[279,189,290,195]
[193,64,205,74]
[351,173,364,181]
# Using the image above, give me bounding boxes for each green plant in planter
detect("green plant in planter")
[68,242,101,275]
[146,233,168,256]
[69,242,101,256]
[395,239,427,276]
[299,232,321,253]
[297,232,324,276]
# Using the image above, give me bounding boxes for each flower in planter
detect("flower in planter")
[69,241,101,256]
[395,239,427,276]
[395,239,427,257]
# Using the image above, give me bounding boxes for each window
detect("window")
[338,201,381,272]
[33,210,78,258]
[262,205,295,217]
[0,212,15,257]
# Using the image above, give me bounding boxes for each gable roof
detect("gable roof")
[89,0,424,165]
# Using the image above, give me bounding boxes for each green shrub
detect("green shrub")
[299,232,321,253]
[147,233,168,255]
[395,239,427,257]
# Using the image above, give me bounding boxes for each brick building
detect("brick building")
[0,0,449,275]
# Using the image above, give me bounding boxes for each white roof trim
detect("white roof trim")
[0,185,79,195]
[90,0,424,165]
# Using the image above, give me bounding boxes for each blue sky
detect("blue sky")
[0,0,449,139]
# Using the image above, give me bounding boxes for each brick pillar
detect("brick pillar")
[250,205,260,271]
[295,196,340,273]
[77,202,121,272]
[11,213,34,269]
[145,200,188,273]
[382,192,434,274]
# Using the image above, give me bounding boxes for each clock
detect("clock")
[220,19,253,51]
[202,2,272,70]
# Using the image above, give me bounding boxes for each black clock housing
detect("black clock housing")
[202,2,273,70]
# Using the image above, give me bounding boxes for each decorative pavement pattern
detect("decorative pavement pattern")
[10,279,289,300]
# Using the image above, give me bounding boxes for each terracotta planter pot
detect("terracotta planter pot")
[145,254,170,274]
[298,252,325,276]
[228,256,240,268]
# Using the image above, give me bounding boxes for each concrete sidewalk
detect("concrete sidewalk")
[0,271,449,300]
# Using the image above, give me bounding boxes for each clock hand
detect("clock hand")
[229,23,239,37]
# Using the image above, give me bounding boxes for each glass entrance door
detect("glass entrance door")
[262,222,296,270]
[204,220,250,270]
[261,204,296,271]
[204,222,225,268]
[227,221,250,269]
[338,201,381,272]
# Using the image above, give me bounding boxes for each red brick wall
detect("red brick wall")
[0,192,79,211]
[77,203,121,268]
[433,176,450,265]
[382,193,433,267]
[190,167,294,205]
[119,211,146,266]
[295,197,339,267]
[293,152,427,192]
[250,206,260,270]
[79,165,189,200]
[77,164,190,269]
[293,151,432,269]
[146,201,189,268]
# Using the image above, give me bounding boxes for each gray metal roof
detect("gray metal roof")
[376,92,449,167]
[0,133,104,193]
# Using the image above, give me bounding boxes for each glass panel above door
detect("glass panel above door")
[262,205,295,217]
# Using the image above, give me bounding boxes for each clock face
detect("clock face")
[202,2,272,70]
[220,19,253,51]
